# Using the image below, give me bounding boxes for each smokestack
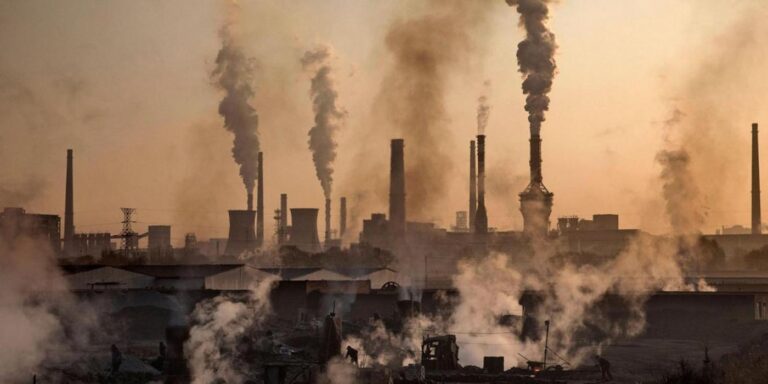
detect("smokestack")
[753,123,762,235]
[469,140,477,232]
[256,152,264,247]
[340,197,347,239]
[475,135,488,234]
[279,193,288,245]
[389,139,406,237]
[325,198,331,244]
[519,133,554,237]
[289,208,321,253]
[64,149,75,256]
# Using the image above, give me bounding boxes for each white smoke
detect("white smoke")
[185,275,277,383]
[447,232,712,368]
[0,219,98,381]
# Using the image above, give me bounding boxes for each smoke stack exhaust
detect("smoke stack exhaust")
[279,193,288,245]
[469,140,477,232]
[389,139,406,238]
[475,135,488,234]
[753,123,762,235]
[520,133,553,237]
[256,152,264,247]
[64,149,75,256]
[325,198,331,244]
[340,197,347,239]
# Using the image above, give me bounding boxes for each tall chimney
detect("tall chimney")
[469,140,477,232]
[389,139,406,238]
[256,152,264,247]
[475,135,488,234]
[279,193,288,245]
[340,197,347,239]
[64,149,75,256]
[753,123,762,235]
[519,133,554,237]
[325,198,332,244]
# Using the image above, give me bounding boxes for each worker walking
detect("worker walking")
[594,355,612,381]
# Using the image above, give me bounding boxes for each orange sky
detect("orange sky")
[1,0,767,246]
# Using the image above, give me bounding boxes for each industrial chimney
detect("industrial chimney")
[64,149,75,256]
[519,133,554,237]
[389,139,406,238]
[324,198,332,245]
[256,152,264,247]
[475,135,488,234]
[225,210,256,256]
[278,193,288,245]
[753,123,762,235]
[340,196,347,240]
[469,140,477,232]
[289,208,320,253]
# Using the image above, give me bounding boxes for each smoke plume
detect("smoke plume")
[301,46,346,199]
[0,215,98,381]
[376,1,490,219]
[477,95,490,135]
[213,4,260,200]
[447,233,707,368]
[656,148,705,235]
[506,0,557,136]
[185,275,277,383]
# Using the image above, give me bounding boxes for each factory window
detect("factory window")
[757,301,768,320]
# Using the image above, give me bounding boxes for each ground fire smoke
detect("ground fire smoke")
[506,0,557,136]
[0,218,98,382]
[301,46,345,199]
[656,148,705,235]
[213,4,260,202]
[185,276,277,383]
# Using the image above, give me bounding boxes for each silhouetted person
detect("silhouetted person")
[111,344,123,374]
[595,355,612,381]
[346,346,359,366]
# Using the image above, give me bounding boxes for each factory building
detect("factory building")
[0,207,61,252]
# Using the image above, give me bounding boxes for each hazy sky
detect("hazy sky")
[1,0,767,246]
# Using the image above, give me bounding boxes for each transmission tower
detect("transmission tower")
[120,208,137,256]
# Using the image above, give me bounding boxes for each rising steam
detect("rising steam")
[301,46,345,198]
[506,0,557,136]
[213,5,260,198]
[185,276,277,383]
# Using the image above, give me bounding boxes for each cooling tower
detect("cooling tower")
[148,225,171,250]
[753,123,762,235]
[63,149,75,256]
[289,208,320,253]
[389,139,406,238]
[475,135,488,234]
[225,210,256,256]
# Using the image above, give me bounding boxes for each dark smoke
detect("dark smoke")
[212,14,260,199]
[378,1,489,219]
[301,46,345,199]
[506,0,557,136]
[656,149,705,235]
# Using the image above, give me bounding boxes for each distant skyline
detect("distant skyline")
[1,0,767,246]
